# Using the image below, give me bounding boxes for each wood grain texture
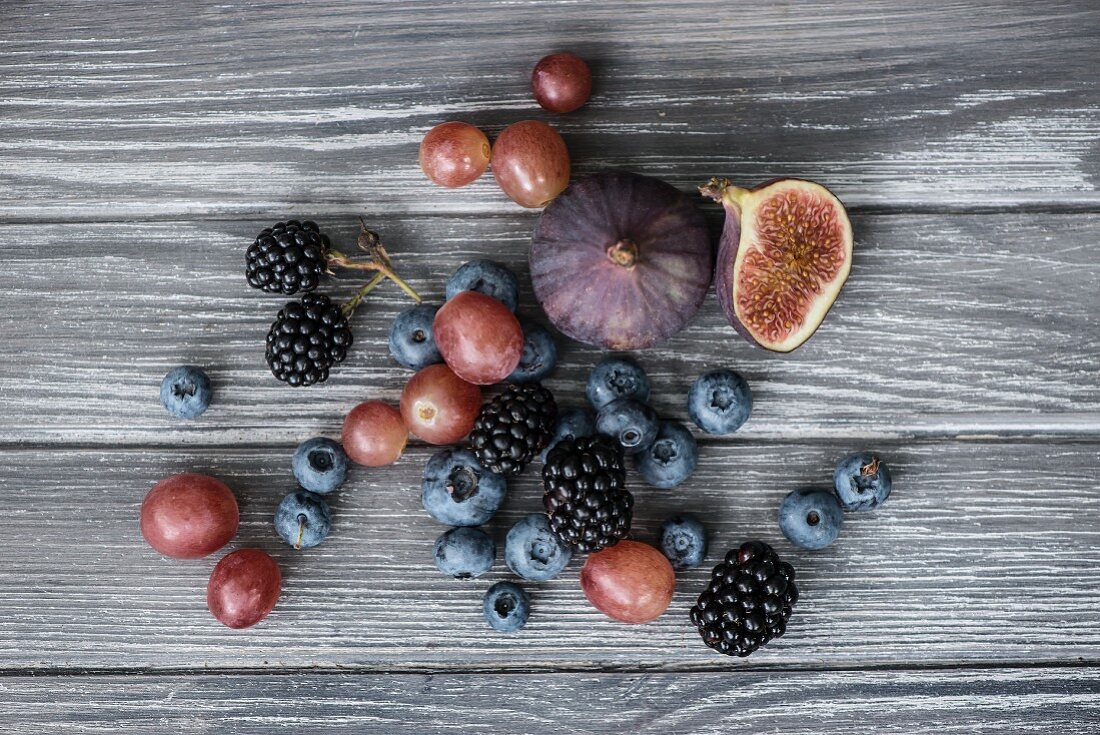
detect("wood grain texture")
[2,0,1098,219]
[1,214,1097,444]
[3,667,1100,734]
[2,441,1097,671]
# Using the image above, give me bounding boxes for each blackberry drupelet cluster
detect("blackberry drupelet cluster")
[469,382,558,476]
[543,435,633,553]
[246,220,331,295]
[265,293,352,387]
[690,540,798,657]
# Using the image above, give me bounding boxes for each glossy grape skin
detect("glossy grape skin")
[491,120,570,208]
[433,291,524,385]
[342,400,408,466]
[140,473,239,559]
[419,121,491,188]
[207,548,281,629]
[400,363,482,444]
[532,52,592,113]
[580,541,675,624]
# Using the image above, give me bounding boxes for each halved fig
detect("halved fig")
[701,178,853,352]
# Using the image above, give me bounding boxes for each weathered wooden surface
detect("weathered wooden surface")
[2,441,1097,670]
[1,213,1097,444]
[2,0,1099,220]
[4,667,1100,734]
[3,0,1099,730]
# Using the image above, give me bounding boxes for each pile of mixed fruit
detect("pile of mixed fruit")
[140,53,893,657]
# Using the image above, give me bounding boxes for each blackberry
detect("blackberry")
[246,220,331,295]
[690,540,798,657]
[543,435,632,553]
[265,293,352,387]
[469,382,558,476]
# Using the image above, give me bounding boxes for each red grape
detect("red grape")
[420,121,491,188]
[491,120,570,208]
[580,541,675,624]
[342,400,408,466]
[140,473,239,559]
[433,291,523,385]
[400,363,482,445]
[532,52,592,113]
[207,548,281,629]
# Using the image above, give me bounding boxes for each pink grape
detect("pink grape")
[400,363,482,445]
[140,473,239,559]
[420,121,491,188]
[433,291,524,385]
[207,548,281,629]
[580,541,675,624]
[532,52,592,113]
[491,120,570,208]
[343,400,408,466]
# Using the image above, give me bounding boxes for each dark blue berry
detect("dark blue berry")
[388,304,442,371]
[422,449,507,526]
[540,407,596,462]
[834,452,892,511]
[688,369,752,434]
[483,581,530,632]
[659,514,708,570]
[508,318,557,383]
[585,356,650,409]
[595,398,658,454]
[504,513,572,582]
[291,437,348,494]
[634,421,698,488]
[778,488,843,550]
[445,260,519,312]
[274,490,332,549]
[433,526,495,579]
[160,366,212,420]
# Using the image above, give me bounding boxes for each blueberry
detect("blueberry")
[595,398,658,454]
[160,366,212,420]
[508,318,557,383]
[778,488,844,550]
[504,514,573,582]
[274,490,332,549]
[483,581,530,632]
[388,304,442,370]
[446,260,519,312]
[291,437,348,494]
[586,356,650,409]
[659,514,708,570]
[433,526,495,579]
[634,421,698,488]
[422,449,507,526]
[540,407,596,462]
[687,369,752,434]
[834,452,892,511]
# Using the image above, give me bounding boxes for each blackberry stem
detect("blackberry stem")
[340,271,386,317]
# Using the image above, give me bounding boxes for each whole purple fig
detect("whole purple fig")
[530,172,712,350]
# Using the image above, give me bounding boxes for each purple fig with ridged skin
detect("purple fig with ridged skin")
[700,178,853,353]
[531,171,712,350]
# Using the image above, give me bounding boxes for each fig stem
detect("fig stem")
[698,178,750,210]
[606,239,638,269]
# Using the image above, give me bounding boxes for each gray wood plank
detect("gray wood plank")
[2,0,1098,219]
[2,441,1097,671]
[3,668,1099,734]
[0,214,1096,444]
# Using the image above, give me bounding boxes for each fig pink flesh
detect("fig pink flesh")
[531,172,711,350]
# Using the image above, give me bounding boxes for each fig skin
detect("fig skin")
[701,177,853,353]
[531,171,712,350]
